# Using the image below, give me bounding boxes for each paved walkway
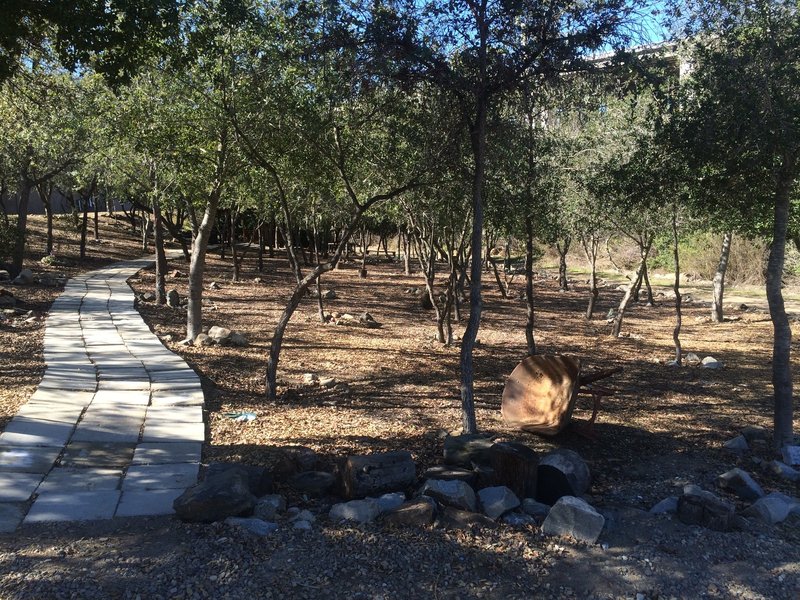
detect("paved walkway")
[0,258,204,531]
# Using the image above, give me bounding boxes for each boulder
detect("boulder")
[478,486,520,520]
[253,494,286,521]
[207,325,233,345]
[484,441,538,498]
[0,270,9,281]
[382,497,437,527]
[288,471,336,497]
[12,269,34,285]
[141,292,156,302]
[723,435,749,453]
[167,289,180,307]
[0,289,15,309]
[741,425,769,443]
[677,485,735,531]
[502,512,537,527]
[273,446,319,479]
[302,373,319,384]
[684,353,701,365]
[521,498,551,520]
[329,498,381,523]
[224,517,278,536]
[319,377,336,388]
[541,496,605,543]
[205,463,273,497]
[443,434,494,468]
[359,312,381,329]
[716,468,765,501]
[194,333,213,346]
[436,507,496,531]
[536,449,590,506]
[290,509,316,523]
[765,460,800,483]
[701,356,723,369]
[228,332,249,347]
[376,492,406,513]
[420,479,477,512]
[742,492,799,525]
[781,445,800,466]
[322,289,337,300]
[423,466,477,488]
[173,468,256,523]
[649,496,679,514]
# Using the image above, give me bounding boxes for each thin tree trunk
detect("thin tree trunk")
[459,95,487,435]
[672,211,682,365]
[582,235,600,320]
[313,220,325,323]
[712,231,733,323]
[412,228,445,343]
[186,192,220,342]
[36,182,54,256]
[525,216,536,355]
[153,195,168,304]
[768,172,794,450]
[257,222,265,272]
[642,260,655,306]
[11,179,32,277]
[360,228,368,278]
[230,211,240,282]
[79,197,89,261]
[556,237,570,291]
[141,210,151,253]
[403,230,411,275]
[612,239,652,338]
[93,201,99,242]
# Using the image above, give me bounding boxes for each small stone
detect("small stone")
[741,425,769,443]
[478,486,520,520]
[765,460,800,482]
[322,289,337,299]
[333,382,350,394]
[174,468,256,523]
[329,499,381,523]
[208,325,233,345]
[716,468,765,501]
[194,333,213,346]
[443,434,494,468]
[318,377,336,388]
[12,269,34,285]
[436,507,496,531]
[502,512,536,527]
[359,312,381,328]
[423,466,477,487]
[302,373,318,384]
[420,479,477,512]
[701,356,723,369]
[224,517,278,536]
[375,492,406,513]
[742,493,798,525]
[541,496,605,544]
[253,494,286,521]
[649,496,678,514]
[723,435,749,452]
[293,520,312,530]
[677,485,735,531]
[0,270,9,282]
[291,509,316,523]
[781,445,800,466]
[228,332,249,347]
[209,281,221,290]
[142,292,156,302]
[684,353,701,365]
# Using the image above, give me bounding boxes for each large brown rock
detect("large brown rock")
[501,355,581,435]
[382,497,437,527]
[484,441,538,498]
[677,485,735,531]
[536,449,590,506]
[443,434,494,468]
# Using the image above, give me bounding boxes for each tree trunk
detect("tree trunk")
[412,229,445,343]
[360,228,368,278]
[313,220,325,323]
[672,211,682,365]
[93,201,99,242]
[525,216,536,355]
[11,179,32,278]
[712,231,733,323]
[186,192,221,342]
[641,260,655,306]
[767,173,794,450]
[153,195,168,305]
[582,235,600,320]
[556,237,570,291]
[162,211,191,262]
[491,258,508,298]
[612,240,651,338]
[257,222,265,272]
[79,198,89,261]
[403,230,411,275]
[230,211,240,282]
[141,210,151,253]
[459,95,487,435]
[36,182,54,256]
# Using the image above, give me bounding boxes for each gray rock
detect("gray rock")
[436,507,496,531]
[0,270,9,282]
[701,356,723,369]
[423,466,477,487]
[302,373,318,384]
[205,463,273,496]
[420,479,477,512]
[208,325,233,344]
[723,435,749,452]
[781,445,800,466]
[12,269,34,285]
[443,434,494,468]
[318,377,336,388]
[194,333,213,346]
[290,509,316,523]
[741,425,769,443]
[684,352,701,365]
[253,494,286,521]
[541,496,605,543]
[677,485,735,531]
[224,517,278,536]
[322,289,337,300]
[502,512,537,527]
[166,289,180,307]
[273,446,319,479]
[537,449,591,506]
[174,468,257,523]
[359,312,381,328]
[329,498,381,523]
[376,492,406,513]
[717,468,765,501]
[742,493,798,525]
[288,471,336,497]
[521,498,551,520]
[483,441,538,499]
[141,291,156,302]
[0,290,15,308]
[766,460,800,482]
[649,496,678,514]
[478,486,520,520]
[228,332,249,347]
[382,497,437,527]
[293,519,313,530]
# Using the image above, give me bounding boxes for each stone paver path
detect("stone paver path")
[0,258,204,531]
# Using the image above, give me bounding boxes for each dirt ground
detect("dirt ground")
[1,217,799,599]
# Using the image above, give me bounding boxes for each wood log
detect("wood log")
[342,451,416,499]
